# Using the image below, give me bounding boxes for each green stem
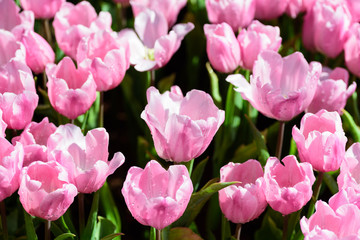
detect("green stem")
[45,220,51,240]
[42,71,47,91]
[156,229,162,240]
[282,215,289,240]
[43,19,52,48]
[183,159,194,176]
[1,201,8,240]
[148,70,155,86]
[99,91,104,128]
[235,223,242,240]
[307,172,324,218]
[78,193,85,236]
[276,121,285,160]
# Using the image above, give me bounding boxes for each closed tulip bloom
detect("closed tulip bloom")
[346,0,360,22]
[141,86,225,163]
[130,0,187,27]
[264,156,315,215]
[122,160,193,230]
[302,0,352,58]
[12,118,57,167]
[20,0,65,19]
[344,23,360,77]
[205,0,255,31]
[219,160,267,223]
[53,1,112,59]
[255,0,288,20]
[337,142,360,191]
[301,201,360,240]
[0,0,34,34]
[204,23,240,73]
[226,50,321,121]
[0,139,24,201]
[19,161,78,221]
[0,110,7,138]
[292,110,347,172]
[77,30,130,91]
[46,57,97,119]
[237,20,282,70]
[306,67,356,114]
[47,124,125,193]
[286,0,307,18]
[329,188,360,211]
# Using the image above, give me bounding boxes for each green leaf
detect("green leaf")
[191,157,209,192]
[231,141,258,163]
[206,62,222,108]
[158,74,175,93]
[81,191,100,240]
[168,227,203,240]
[342,109,360,142]
[221,215,231,240]
[54,233,76,240]
[323,172,339,195]
[101,233,124,240]
[97,217,117,239]
[255,212,282,240]
[173,180,237,227]
[23,209,38,240]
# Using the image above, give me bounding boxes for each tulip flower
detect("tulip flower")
[46,57,97,119]
[344,23,360,77]
[53,1,112,59]
[237,20,282,70]
[285,0,307,18]
[12,118,57,167]
[255,0,287,20]
[20,0,65,19]
[122,160,193,230]
[337,142,360,191]
[205,0,256,31]
[302,0,351,58]
[47,124,125,193]
[0,0,34,34]
[141,86,225,163]
[226,50,321,121]
[292,110,347,172]
[130,0,187,27]
[346,0,360,22]
[300,201,360,239]
[329,188,360,211]
[263,155,315,215]
[0,110,7,138]
[77,30,130,91]
[19,161,78,221]
[119,9,194,72]
[204,22,241,73]
[0,139,24,201]
[306,67,356,114]
[219,160,267,223]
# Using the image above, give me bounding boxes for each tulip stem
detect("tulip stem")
[45,220,51,240]
[156,229,162,240]
[99,91,104,128]
[282,215,289,240]
[78,193,85,236]
[0,201,8,240]
[235,223,242,240]
[116,3,127,30]
[276,121,285,160]
[43,19,52,48]
[42,71,47,91]
[307,172,324,218]
[148,70,155,86]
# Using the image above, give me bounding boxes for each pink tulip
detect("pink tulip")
[226,50,321,121]
[302,0,352,58]
[300,201,360,240]
[292,110,347,172]
[141,86,225,163]
[0,110,7,138]
[237,20,282,70]
[346,0,360,22]
[329,188,360,211]
[77,30,130,91]
[47,124,125,193]
[19,161,77,221]
[219,160,267,223]
[46,57,97,119]
[255,0,288,20]
[20,0,65,19]
[12,118,57,167]
[338,142,360,191]
[0,0,34,34]
[130,0,187,27]
[17,30,55,74]
[263,155,315,215]
[122,160,193,230]
[205,0,256,31]
[344,23,360,77]
[306,67,356,114]
[204,23,240,73]
[119,9,194,72]
[286,0,307,18]
[53,1,112,59]
[0,139,24,201]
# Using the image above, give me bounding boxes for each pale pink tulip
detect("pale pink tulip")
[12,118,56,167]
[302,0,352,58]
[226,50,321,121]
[119,9,194,72]
[0,0,34,34]
[329,188,360,211]
[344,23,360,77]
[141,86,225,163]
[20,0,65,19]
[237,20,282,70]
[264,155,315,215]
[19,161,77,221]
[306,67,356,114]
[292,110,347,172]
[53,1,112,59]
[346,0,360,22]
[46,57,97,119]
[122,160,193,230]
[286,0,307,18]
[205,0,256,31]
[130,0,187,27]
[0,139,24,201]
[204,23,240,73]
[338,142,360,191]
[301,201,360,240]
[77,30,130,91]
[47,124,125,193]
[219,160,267,223]
[0,110,7,138]
[255,0,288,20]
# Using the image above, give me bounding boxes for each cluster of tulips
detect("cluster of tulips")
[2,0,360,239]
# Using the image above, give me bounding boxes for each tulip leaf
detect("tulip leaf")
[158,73,175,93]
[342,109,360,142]
[255,212,282,240]
[81,191,100,240]
[23,209,38,240]
[54,233,76,240]
[231,141,258,163]
[172,180,237,227]
[101,233,124,240]
[168,227,203,240]
[96,216,119,239]
[206,62,222,108]
[323,172,338,195]
[191,157,209,192]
